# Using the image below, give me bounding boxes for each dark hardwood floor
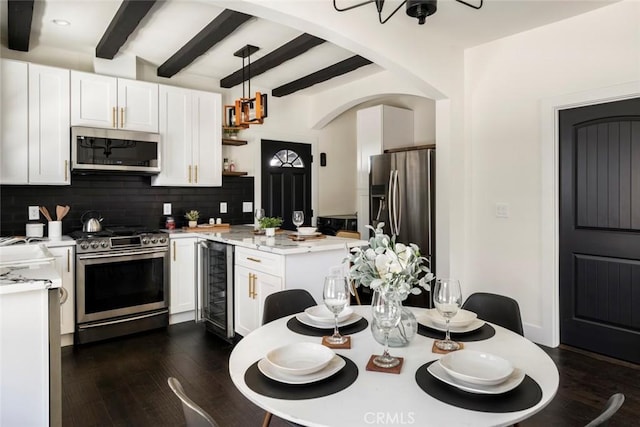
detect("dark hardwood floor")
[62,322,639,426]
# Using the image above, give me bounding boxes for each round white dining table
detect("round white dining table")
[228,306,559,427]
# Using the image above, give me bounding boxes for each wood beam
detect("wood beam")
[7,0,34,52]
[220,34,325,88]
[96,0,157,59]
[157,9,252,78]
[271,55,373,97]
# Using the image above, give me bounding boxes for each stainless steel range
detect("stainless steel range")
[72,227,169,344]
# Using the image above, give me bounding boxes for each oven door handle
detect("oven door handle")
[77,248,168,260]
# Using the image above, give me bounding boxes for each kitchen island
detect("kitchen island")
[167,226,367,336]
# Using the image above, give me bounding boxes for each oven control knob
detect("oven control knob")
[142,238,150,245]
[151,237,158,244]
[90,241,99,249]
[100,241,109,248]
[80,241,89,250]
[159,237,167,244]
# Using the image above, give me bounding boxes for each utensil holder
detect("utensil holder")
[48,221,62,240]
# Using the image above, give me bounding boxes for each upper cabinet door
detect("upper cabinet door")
[117,78,158,132]
[192,90,221,187]
[71,72,158,132]
[71,71,117,129]
[0,59,29,184]
[28,64,70,185]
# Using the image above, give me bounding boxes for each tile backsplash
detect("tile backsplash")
[0,175,254,236]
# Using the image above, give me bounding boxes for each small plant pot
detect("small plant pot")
[188,220,197,228]
[265,227,276,237]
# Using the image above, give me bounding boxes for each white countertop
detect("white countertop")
[167,226,368,255]
[0,244,62,295]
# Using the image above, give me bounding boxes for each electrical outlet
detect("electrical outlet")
[163,203,172,215]
[220,202,228,214]
[242,202,253,213]
[495,202,510,218]
[28,206,40,220]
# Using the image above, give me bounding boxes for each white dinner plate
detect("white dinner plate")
[296,312,361,329]
[416,315,485,333]
[427,361,525,395]
[304,305,353,324]
[258,355,346,384]
[266,342,335,376]
[439,350,514,385]
[291,232,323,238]
[423,308,478,328]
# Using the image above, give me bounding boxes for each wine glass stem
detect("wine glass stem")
[445,319,451,342]
[333,314,340,339]
[383,331,390,357]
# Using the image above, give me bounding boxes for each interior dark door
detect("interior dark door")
[559,97,640,364]
[261,139,312,230]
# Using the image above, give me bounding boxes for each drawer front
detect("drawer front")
[235,247,282,276]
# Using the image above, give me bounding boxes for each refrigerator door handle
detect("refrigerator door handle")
[394,170,401,235]
[388,171,395,234]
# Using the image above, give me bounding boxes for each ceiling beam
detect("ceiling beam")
[271,55,373,97]
[96,0,157,59]
[220,34,325,88]
[7,0,34,51]
[157,9,252,78]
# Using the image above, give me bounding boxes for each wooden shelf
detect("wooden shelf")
[222,171,248,177]
[222,138,247,146]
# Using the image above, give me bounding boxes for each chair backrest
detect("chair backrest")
[336,230,361,239]
[585,393,625,427]
[262,289,317,325]
[167,377,219,427]
[461,292,524,336]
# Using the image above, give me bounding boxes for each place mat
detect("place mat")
[366,355,404,374]
[245,355,358,400]
[287,317,369,337]
[417,323,496,342]
[415,361,542,413]
[322,335,351,349]
[431,341,465,354]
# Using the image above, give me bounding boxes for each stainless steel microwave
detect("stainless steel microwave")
[71,126,161,174]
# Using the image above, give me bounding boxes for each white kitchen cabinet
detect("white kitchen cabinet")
[170,237,197,319]
[70,71,158,132]
[49,246,75,340]
[152,85,222,187]
[0,59,70,185]
[234,247,283,336]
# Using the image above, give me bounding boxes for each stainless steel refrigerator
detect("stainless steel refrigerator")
[369,148,435,306]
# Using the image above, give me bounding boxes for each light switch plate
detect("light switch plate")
[242,202,253,213]
[495,202,510,218]
[163,203,172,215]
[28,206,40,220]
[220,202,228,214]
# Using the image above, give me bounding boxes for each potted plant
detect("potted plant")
[185,210,200,228]
[223,127,240,139]
[258,216,283,236]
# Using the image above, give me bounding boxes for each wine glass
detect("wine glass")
[433,278,462,351]
[371,292,402,368]
[254,208,264,230]
[292,211,304,233]
[323,275,350,345]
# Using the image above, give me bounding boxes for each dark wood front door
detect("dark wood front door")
[559,97,640,364]
[261,139,312,230]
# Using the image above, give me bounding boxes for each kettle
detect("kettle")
[81,210,103,233]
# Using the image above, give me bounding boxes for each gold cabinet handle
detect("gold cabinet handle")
[188,165,192,183]
[251,274,257,299]
[194,165,198,183]
[64,160,68,181]
[173,241,176,261]
[66,248,71,272]
[120,107,125,128]
[247,257,261,263]
[112,107,116,128]
[248,273,253,298]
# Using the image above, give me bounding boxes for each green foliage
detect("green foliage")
[259,216,283,229]
[184,210,200,221]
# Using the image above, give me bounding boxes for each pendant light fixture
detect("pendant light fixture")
[225,44,268,128]
[333,0,483,25]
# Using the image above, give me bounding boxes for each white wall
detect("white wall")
[464,0,640,345]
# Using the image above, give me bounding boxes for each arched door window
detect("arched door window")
[270,149,305,168]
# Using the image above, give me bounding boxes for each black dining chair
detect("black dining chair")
[261,289,317,427]
[167,377,219,427]
[585,393,625,427]
[461,292,524,336]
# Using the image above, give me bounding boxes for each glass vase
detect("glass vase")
[371,295,418,347]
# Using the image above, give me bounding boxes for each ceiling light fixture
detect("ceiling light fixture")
[224,44,268,128]
[52,19,70,26]
[333,0,483,25]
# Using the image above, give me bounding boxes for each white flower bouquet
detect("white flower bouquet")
[347,223,434,300]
